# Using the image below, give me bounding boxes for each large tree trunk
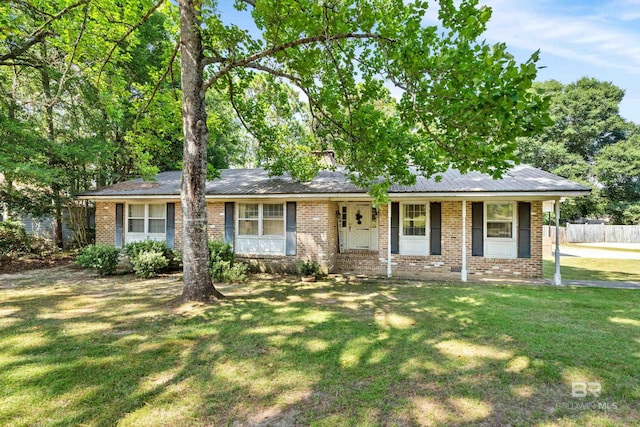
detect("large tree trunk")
[178,0,224,302]
[40,64,64,250]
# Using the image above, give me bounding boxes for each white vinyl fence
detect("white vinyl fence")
[565,223,640,243]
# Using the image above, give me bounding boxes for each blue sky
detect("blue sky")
[473,0,640,124]
[219,0,640,124]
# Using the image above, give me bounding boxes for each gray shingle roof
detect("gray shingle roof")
[79,164,590,198]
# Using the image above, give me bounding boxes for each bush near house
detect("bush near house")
[130,250,169,278]
[124,240,176,278]
[208,240,248,282]
[75,244,120,276]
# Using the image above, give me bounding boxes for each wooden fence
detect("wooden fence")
[564,223,640,243]
[543,225,568,245]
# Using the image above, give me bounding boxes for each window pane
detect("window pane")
[263,219,284,236]
[239,220,259,235]
[148,219,165,233]
[128,218,144,233]
[403,204,426,236]
[239,204,259,219]
[148,204,165,219]
[128,204,144,218]
[487,222,512,238]
[487,203,513,221]
[263,203,284,219]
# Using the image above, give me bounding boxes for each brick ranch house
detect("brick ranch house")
[79,165,589,282]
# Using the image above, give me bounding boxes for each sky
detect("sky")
[479,0,640,124]
[219,0,640,124]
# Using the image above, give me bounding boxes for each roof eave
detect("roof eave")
[78,189,591,201]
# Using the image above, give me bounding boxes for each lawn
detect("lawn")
[543,258,640,282]
[1,268,639,426]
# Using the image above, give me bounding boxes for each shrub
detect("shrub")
[211,259,248,283]
[208,240,247,282]
[125,240,174,261]
[29,235,53,256]
[130,250,169,278]
[297,259,320,277]
[0,221,30,255]
[76,244,120,276]
[208,240,234,265]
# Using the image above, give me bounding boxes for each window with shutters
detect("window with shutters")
[399,202,429,255]
[125,203,166,244]
[236,203,286,255]
[484,201,516,258]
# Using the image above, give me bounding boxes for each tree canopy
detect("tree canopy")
[517,77,639,224]
[3,0,551,300]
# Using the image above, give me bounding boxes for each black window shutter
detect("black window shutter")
[166,203,175,249]
[286,202,297,256]
[472,202,484,257]
[430,202,442,255]
[224,202,234,247]
[115,203,124,248]
[518,202,531,258]
[391,202,399,254]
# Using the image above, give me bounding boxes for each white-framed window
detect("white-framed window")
[484,201,516,258]
[400,202,429,255]
[126,203,166,244]
[236,202,286,255]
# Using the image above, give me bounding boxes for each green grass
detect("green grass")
[562,244,640,254]
[544,258,640,281]
[1,268,639,426]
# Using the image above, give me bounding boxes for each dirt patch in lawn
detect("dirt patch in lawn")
[0,253,75,275]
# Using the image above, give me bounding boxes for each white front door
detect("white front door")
[348,202,371,250]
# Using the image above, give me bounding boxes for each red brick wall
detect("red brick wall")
[335,201,543,279]
[95,200,183,249]
[96,199,543,279]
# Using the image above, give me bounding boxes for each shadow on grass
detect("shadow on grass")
[1,270,639,426]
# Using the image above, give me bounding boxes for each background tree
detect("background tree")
[517,77,635,223]
[595,135,640,224]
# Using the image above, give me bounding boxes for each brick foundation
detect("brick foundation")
[95,199,544,280]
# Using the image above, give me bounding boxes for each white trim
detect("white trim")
[399,202,429,255]
[553,200,562,286]
[125,202,167,244]
[79,190,590,201]
[235,202,286,255]
[387,202,392,278]
[461,200,467,282]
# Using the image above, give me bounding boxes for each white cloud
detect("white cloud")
[481,0,640,74]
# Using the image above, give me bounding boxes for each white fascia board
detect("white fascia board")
[78,190,589,202]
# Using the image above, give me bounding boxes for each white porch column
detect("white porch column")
[387,202,392,278]
[461,200,468,282]
[552,199,562,285]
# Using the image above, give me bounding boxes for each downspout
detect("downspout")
[387,202,392,278]
[461,200,468,282]
[553,199,562,285]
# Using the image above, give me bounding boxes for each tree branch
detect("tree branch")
[50,1,90,106]
[134,41,180,125]
[97,0,166,84]
[0,0,90,62]
[203,32,393,90]
[237,0,256,7]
